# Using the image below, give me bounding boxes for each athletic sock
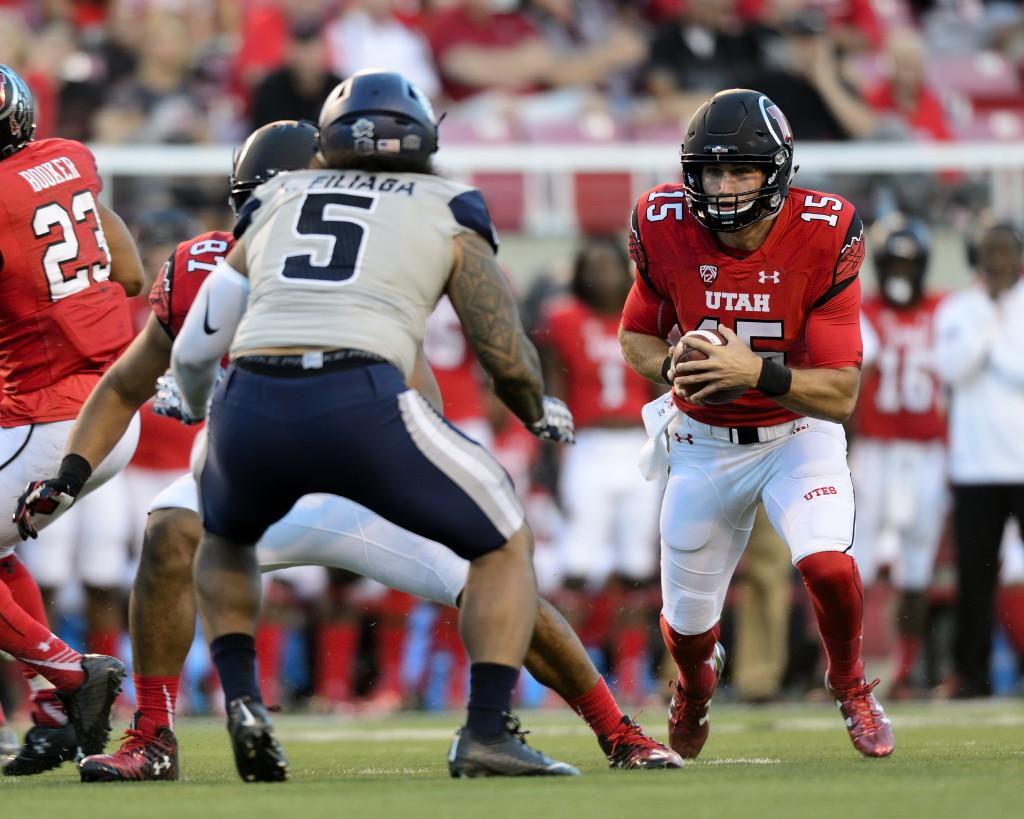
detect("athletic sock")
[797,551,865,690]
[566,676,624,737]
[466,662,518,738]
[0,579,84,692]
[134,674,180,731]
[659,615,719,700]
[0,555,49,626]
[209,633,260,708]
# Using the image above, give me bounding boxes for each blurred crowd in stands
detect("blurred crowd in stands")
[2,0,1024,719]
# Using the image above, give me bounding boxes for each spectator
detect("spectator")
[250,23,341,129]
[865,27,954,142]
[91,11,209,143]
[423,0,644,108]
[326,0,439,100]
[740,3,876,140]
[934,222,1024,698]
[642,0,759,122]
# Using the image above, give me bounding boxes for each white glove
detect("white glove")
[152,367,225,425]
[527,396,576,444]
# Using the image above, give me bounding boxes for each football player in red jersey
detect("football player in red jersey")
[536,236,661,703]
[851,214,946,698]
[19,120,677,781]
[0,64,145,773]
[620,88,894,759]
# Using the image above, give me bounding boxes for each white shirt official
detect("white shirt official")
[934,277,1024,484]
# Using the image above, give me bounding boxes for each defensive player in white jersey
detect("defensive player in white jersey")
[169,70,611,782]
[24,119,680,782]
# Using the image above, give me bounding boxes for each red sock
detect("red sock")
[0,555,49,626]
[255,622,285,705]
[894,635,921,685]
[0,580,83,691]
[316,622,358,703]
[659,615,719,700]
[997,585,1024,655]
[797,552,865,690]
[88,629,120,660]
[31,687,69,728]
[566,676,624,737]
[615,624,649,703]
[134,673,179,731]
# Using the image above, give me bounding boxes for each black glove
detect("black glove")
[13,454,92,540]
[527,396,576,444]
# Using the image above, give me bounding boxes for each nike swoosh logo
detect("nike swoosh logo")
[203,299,219,335]
[237,702,256,727]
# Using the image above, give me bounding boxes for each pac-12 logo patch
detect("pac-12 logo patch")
[699,265,718,286]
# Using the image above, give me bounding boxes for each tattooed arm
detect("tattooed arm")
[445,232,544,425]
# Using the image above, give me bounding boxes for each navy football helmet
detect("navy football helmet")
[871,213,930,308]
[681,89,796,233]
[0,64,36,159]
[229,120,319,214]
[317,69,438,168]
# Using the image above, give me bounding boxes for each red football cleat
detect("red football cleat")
[667,642,725,760]
[827,677,895,758]
[78,713,179,782]
[598,716,683,769]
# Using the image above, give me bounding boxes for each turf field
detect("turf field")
[2,699,1021,819]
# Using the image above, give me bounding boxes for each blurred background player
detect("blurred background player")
[934,222,1024,698]
[0,62,143,774]
[851,213,946,698]
[535,235,661,704]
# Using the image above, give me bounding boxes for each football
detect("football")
[671,329,749,405]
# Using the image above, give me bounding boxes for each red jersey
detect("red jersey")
[857,293,945,441]
[0,138,132,426]
[423,296,487,423]
[622,184,864,428]
[537,297,650,428]
[137,231,232,470]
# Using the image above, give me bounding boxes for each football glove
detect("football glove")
[527,396,576,444]
[13,454,92,540]
[152,367,225,425]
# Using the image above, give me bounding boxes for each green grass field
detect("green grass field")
[2,700,1022,819]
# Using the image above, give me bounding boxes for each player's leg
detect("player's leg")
[889,443,947,697]
[763,419,893,758]
[659,425,759,759]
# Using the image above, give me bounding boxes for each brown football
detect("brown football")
[672,329,749,405]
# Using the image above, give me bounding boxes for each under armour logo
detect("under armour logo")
[36,639,53,652]
[674,432,694,445]
[152,756,172,774]
[758,270,781,284]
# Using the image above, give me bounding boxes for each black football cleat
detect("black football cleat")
[448,713,580,778]
[227,696,289,783]
[79,713,179,782]
[57,654,127,757]
[2,720,77,776]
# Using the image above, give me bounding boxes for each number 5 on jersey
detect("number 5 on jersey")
[283,192,375,283]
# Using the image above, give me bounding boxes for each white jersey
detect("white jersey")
[231,169,498,378]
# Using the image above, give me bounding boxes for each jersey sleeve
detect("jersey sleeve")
[806,275,863,368]
[811,207,865,309]
[448,189,499,253]
[148,251,177,338]
[621,277,675,339]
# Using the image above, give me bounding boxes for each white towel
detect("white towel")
[637,391,680,481]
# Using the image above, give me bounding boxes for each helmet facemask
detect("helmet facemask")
[681,147,792,233]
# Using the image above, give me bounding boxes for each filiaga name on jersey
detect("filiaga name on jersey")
[622,183,865,428]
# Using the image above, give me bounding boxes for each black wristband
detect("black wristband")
[756,359,792,397]
[661,354,674,384]
[57,453,93,498]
